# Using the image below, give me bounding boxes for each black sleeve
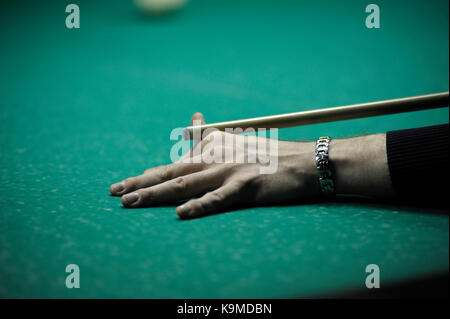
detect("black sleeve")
[386,124,449,206]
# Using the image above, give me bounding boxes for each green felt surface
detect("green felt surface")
[0,0,448,298]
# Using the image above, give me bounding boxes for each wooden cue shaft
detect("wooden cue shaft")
[184,92,449,139]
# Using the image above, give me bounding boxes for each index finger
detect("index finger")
[191,112,206,125]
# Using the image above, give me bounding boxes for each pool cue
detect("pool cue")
[184,92,449,139]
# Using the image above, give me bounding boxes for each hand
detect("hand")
[110,113,320,219]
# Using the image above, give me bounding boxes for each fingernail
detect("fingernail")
[177,203,191,215]
[111,181,125,193]
[123,192,139,205]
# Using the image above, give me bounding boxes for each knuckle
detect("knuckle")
[207,191,224,206]
[156,165,171,181]
[206,130,224,143]
[173,177,187,192]
[210,130,223,138]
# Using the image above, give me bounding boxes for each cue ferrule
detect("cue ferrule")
[183,92,449,140]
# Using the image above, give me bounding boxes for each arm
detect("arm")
[386,124,449,205]
[331,134,394,198]
[110,113,397,219]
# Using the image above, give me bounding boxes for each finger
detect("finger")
[176,182,242,219]
[121,168,226,208]
[191,112,206,145]
[183,129,225,161]
[110,161,205,196]
[191,112,206,125]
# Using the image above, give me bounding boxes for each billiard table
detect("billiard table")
[0,0,448,298]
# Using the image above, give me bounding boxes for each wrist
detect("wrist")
[329,134,394,198]
[281,141,321,199]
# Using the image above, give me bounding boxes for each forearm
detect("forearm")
[328,134,395,198]
[111,111,446,218]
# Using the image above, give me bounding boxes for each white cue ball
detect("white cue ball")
[134,0,188,15]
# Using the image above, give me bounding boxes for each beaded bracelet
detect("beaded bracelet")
[315,136,336,195]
